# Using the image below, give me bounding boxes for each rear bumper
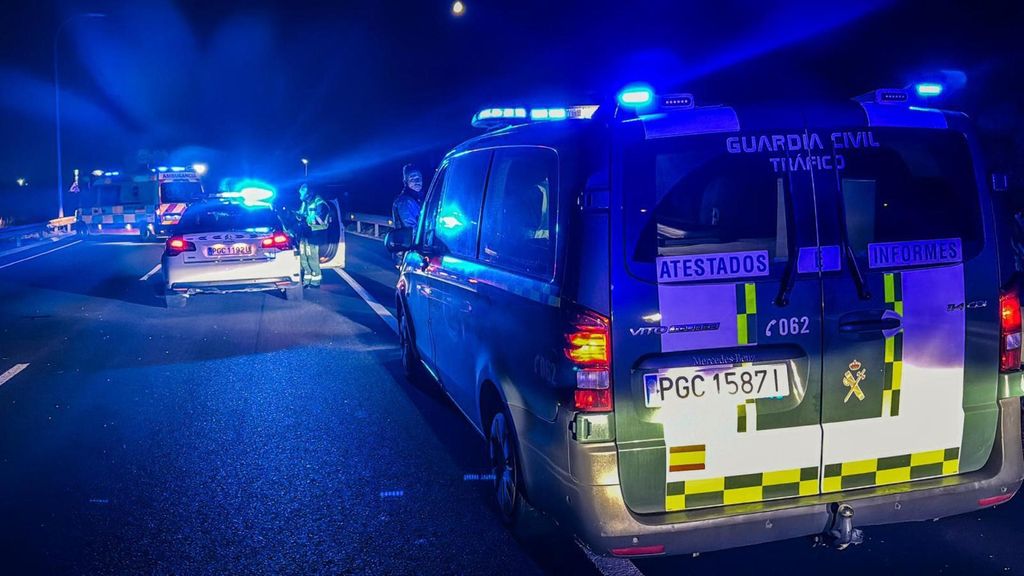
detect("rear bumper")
[164,252,301,294]
[565,397,1023,557]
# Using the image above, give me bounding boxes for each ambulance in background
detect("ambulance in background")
[78,166,205,240]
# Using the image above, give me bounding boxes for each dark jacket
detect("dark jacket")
[392,188,422,229]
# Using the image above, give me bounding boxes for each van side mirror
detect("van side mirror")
[384,227,414,253]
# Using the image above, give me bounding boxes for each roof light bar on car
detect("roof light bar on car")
[471,105,598,129]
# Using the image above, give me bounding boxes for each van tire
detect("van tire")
[164,293,187,308]
[398,300,429,385]
[488,409,546,537]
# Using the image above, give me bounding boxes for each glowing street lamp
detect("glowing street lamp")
[301,158,309,178]
[192,163,208,176]
[16,178,26,187]
[452,1,466,16]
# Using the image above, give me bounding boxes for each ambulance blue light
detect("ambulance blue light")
[170,166,185,172]
[618,85,654,107]
[157,166,168,172]
[915,83,944,97]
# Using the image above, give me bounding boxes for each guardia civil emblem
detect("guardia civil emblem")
[842,359,867,403]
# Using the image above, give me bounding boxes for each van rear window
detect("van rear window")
[834,129,981,257]
[625,134,793,274]
[625,128,982,282]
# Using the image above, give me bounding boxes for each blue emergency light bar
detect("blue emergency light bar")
[617,85,654,107]
[471,105,599,129]
[914,82,944,97]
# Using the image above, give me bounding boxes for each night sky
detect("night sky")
[1,0,1022,219]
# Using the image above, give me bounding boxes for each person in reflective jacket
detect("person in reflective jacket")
[296,183,330,288]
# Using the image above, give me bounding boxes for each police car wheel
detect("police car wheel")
[164,294,187,308]
[489,410,527,526]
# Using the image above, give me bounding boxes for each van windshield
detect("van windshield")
[624,128,982,281]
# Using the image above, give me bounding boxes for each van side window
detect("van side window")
[417,166,447,248]
[434,151,491,259]
[479,148,558,278]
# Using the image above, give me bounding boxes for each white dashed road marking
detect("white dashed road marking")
[0,363,29,387]
[139,263,162,281]
[0,240,82,270]
[333,268,398,334]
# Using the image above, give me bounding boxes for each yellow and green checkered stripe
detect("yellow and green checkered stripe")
[822,447,959,493]
[882,272,904,417]
[666,466,818,511]
[736,283,757,345]
[737,398,756,433]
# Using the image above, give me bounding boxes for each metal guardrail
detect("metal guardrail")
[0,216,77,245]
[346,212,394,239]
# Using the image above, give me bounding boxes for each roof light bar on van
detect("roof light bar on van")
[660,93,695,109]
[874,89,910,104]
[471,105,598,129]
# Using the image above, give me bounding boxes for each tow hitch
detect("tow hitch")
[825,503,864,550]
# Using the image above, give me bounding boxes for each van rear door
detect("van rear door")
[610,116,826,514]
[811,124,1000,492]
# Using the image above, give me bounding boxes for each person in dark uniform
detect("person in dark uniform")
[392,164,424,230]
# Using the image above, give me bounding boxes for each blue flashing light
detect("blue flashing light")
[618,85,654,107]
[472,104,597,129]
[170,166,186,172]
[216,178,277,207]
[157,166,168,172]
[914,83,944,97]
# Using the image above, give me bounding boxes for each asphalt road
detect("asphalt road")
[1,233,1022,575]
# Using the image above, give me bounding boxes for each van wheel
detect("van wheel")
[164,293,187,308]
[398,303,420,379]
[490,410,530,526]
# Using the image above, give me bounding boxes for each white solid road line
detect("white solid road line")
[139,263,162,281]
[333,268,398,334]
[0,363,29,387]
[0,240,82,270]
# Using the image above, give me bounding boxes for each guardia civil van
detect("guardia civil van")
[385,83,1024,557]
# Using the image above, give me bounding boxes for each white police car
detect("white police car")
[387,82,1024,557]
[162,197,302,307]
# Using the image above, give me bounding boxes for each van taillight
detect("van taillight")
[165,236,196,256]
[1000,288,1021,373]
[565,309,612,412]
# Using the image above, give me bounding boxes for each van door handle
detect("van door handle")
[839,309,905,336]
[838,310,902,337]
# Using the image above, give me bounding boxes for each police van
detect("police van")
[385,84,1024,557]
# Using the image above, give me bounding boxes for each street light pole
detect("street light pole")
[54,12,105,219]
[301,158,309,179]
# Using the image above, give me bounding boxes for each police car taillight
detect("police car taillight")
[999,288,1021,372]
[165,236,196,256]
[565,308,612,412]
[261,231,291,250]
